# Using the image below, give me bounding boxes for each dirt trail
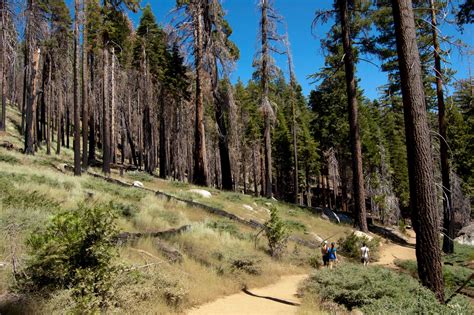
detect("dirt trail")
[188,231,417,314]
[374,230,416,267]
[188,274,307,315]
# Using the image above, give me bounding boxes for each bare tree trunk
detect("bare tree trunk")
[159,91,167,178]
[56,89,62,154]
[88,53,95,162]
[73,0,81,176]
[261,0,272,198]
[391,0,444,302]
[192,1,209,186]
[338,0,367,231]
[429,0,453,254]
[82,0,89,168]
[0,0,6,132]
[25,48,41,155]
[102,47,111,174]
[46,61,51,155]
[111,46,116,164]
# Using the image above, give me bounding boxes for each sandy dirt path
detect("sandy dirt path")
[374,230,416,267]
[187,274,307,315]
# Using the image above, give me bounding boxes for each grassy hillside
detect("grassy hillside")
[0,106,354,313]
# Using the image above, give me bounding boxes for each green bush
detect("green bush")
[394,259,474,291]
[230,256,262,275]
[300,264,472,314]
[338,232,380,261]
[21,204,118,311]
[264,207,289,258]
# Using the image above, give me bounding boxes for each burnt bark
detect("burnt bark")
[73,0,81,176]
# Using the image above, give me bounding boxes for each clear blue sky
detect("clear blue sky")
[128,0,473,99]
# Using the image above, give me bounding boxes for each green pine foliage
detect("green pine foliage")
[264,206,289,258]
[20,204,118,311]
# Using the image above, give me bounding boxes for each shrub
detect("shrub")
[394,259,474,291]
[230,256,262,275]
[338,232,380,261]
[300,264,473,314]
[21,204,118,311]
[264,207,289,258]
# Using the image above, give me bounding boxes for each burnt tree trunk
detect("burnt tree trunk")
[261,0,273,198]
[82,0,89,168]
[102,47,111,174]
[391,0,445,302]
[338,0,367,232]
[73,0,81,176]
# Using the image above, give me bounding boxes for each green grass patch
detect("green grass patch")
[0,152,20,164]
[82,178,146,202]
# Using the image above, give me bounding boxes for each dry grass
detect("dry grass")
[0,105,351,313]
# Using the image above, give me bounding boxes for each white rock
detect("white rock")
[243,204,254,211]
[310,233,324,243]
[354,230,373,241]
[455,223,474,246]
[133,181,144,188]
[188,189,212,198]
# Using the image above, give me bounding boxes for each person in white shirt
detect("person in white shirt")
[360,243,369,266]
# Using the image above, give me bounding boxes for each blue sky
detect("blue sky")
[128,0,473,99]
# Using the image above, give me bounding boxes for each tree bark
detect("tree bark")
[0,0,6,132]
[338,0,368,232]
[111,46,116,164]
[429,0,453,254]
[159,91,167,178]
[261,0,273,198]
[25,47,41,155]
[192,0,209,186]
[82,0,89,168]
[102,47,111,174]
[73,0,81,176]
[391,0,444,302]
[88,53,96,162]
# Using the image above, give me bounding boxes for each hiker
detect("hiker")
[321,240,329,267]
[360,242,370,266]
[327,242,337,269]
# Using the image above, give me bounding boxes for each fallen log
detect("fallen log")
[114,225,191,245]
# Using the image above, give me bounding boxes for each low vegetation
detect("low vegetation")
[338,232,381,262]
[299,264,473,315]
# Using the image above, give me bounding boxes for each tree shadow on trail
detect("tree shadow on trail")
[241,288,300,306]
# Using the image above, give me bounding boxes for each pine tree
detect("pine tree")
[391,0,445,302]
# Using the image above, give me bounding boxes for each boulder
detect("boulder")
[133,181,144,188]
[243,204,254,211]
[455,223,474,246]
[310,233,324,243]
[188,189,212,198]
[353,230,373,241]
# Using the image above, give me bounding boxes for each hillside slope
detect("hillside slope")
[0,106,354,314]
